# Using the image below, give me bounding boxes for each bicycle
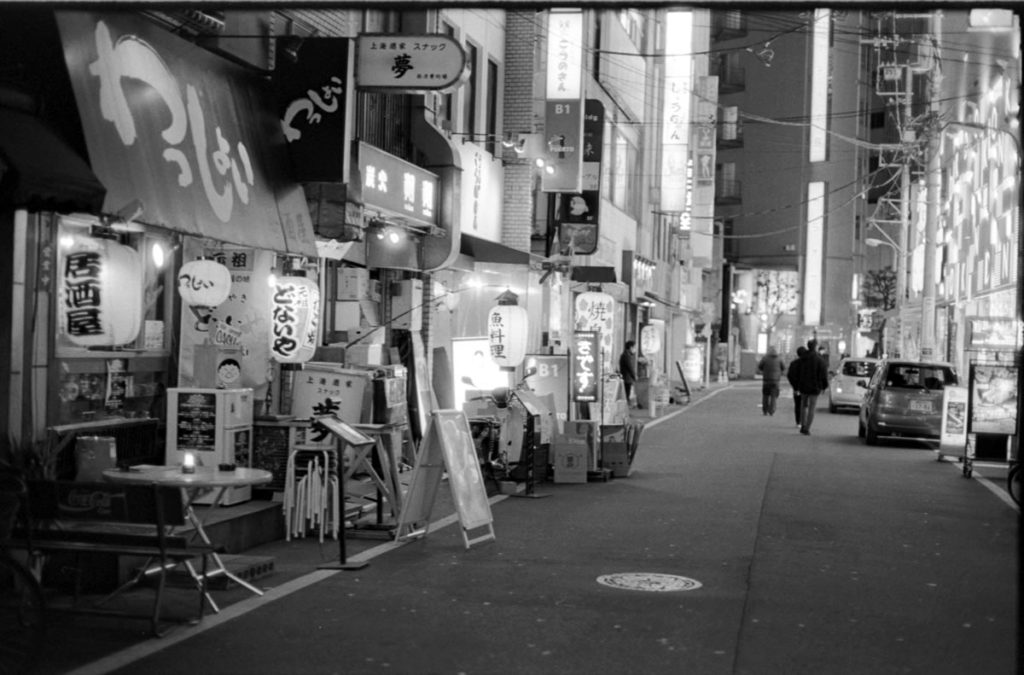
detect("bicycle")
[1007,460,1022,508]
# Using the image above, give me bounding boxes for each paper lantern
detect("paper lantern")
[60,238,143,347]
[488,302,528,370]
[270,275,320,363]
[640,324,661,354]
[178,258,232,307]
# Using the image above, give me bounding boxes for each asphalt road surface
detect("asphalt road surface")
[75,383,1019,675]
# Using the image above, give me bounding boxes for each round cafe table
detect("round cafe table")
[103,465,272,612]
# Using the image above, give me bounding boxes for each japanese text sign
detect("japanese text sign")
[356,34,466,92]
[357,141,438,226]
[275,38,352,182]
[56,12,316,256]
[571,331,600,403]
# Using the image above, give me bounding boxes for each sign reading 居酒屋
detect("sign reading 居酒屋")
[356,34,466,92]
[571,331,600,403]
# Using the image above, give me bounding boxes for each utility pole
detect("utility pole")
[921,10,942,361]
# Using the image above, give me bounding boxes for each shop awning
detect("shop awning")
[571,266,617,283]
[460,233,530,265]
[0,107,106,213]
[56,12,317,257]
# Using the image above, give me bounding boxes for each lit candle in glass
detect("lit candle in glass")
[182,451,196,474]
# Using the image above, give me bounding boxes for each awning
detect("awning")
[460,233,530,265]
[571,266,617,283]
[0,107,106,213]
[56,12,317,257]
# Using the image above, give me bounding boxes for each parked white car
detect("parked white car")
[828,358,880,413]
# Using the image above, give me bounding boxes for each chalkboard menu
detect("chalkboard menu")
[176,391,218,451]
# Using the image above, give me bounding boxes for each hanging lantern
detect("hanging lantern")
[270,275,320,364]
[488,291,528,370]
[640,324,661,354]
[60,237,143,347]
[178,258,232,308]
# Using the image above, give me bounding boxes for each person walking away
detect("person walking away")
[756,346,785,415]
[787,347,807,428]
[619,341,638,407]
[796,340,829,435]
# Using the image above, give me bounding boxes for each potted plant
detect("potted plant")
[0,434,57,541]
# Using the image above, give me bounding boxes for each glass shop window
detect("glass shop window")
[53,216,175,425]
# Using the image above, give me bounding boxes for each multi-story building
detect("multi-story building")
[709,9,871,374]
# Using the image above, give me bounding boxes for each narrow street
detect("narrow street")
[77,383,1018,675]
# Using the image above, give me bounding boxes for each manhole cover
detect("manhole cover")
[596,572,702,592]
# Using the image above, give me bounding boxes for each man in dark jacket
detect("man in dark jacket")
[756,346,785,416]
[796,340,829,435]
[786,346,807,428]
[619,340,638,405]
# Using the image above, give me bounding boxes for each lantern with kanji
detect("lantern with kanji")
[178,258,232,308]
[640,324,661,354]
[60,237,143,347]
[270,275,320,364]
[488,290,528,370]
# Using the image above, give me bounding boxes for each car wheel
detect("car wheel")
[829,400,837,414]
[858,419,865,438]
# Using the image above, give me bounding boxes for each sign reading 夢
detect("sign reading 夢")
[356,142,438,226]
[356,34,466,92]
[572,331,600,403]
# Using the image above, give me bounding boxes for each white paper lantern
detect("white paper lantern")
[270,275,320,363]
[640,324,661,354]
[488,303,528,369]
[178,258,232,308]
[60,238,143,347]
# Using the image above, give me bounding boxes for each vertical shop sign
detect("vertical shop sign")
[693,76,718,187]
[660,10,693,212]
[571,331,600,403]
[542,10,584,193]
[557,99,603,255]
[574,291,615,372]
[275,38,352,181]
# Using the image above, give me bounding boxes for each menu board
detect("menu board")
[176,391,218,451]
[968,363,1019,435]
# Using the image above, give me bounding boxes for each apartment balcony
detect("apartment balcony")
[714,179,742,205]
[711,10,747,40]
[716,64,746,94]
[717,122,743,149]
